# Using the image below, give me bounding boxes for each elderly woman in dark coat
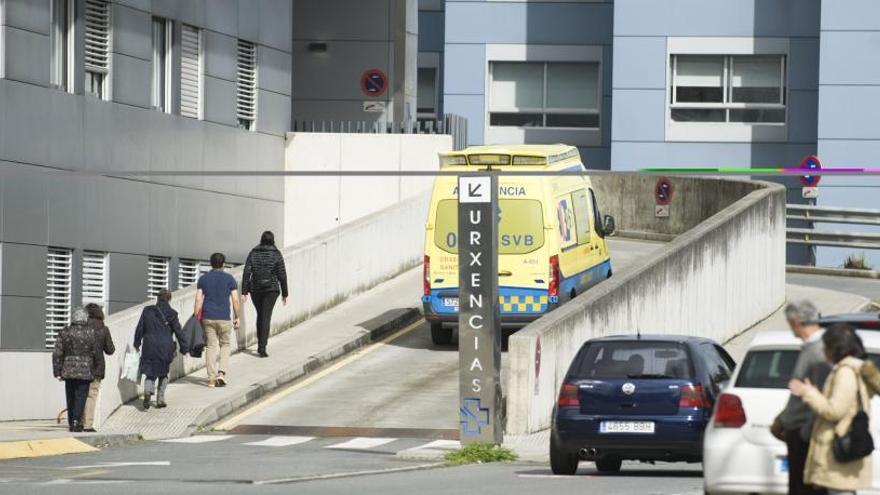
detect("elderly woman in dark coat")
[52,307,99,432]
[134,289,187,410]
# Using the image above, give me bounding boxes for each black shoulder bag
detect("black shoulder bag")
[832,379,874,463]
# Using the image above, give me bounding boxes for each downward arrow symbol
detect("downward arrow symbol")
[468,182,482,198]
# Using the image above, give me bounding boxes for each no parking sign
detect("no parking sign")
[360,69,388,97]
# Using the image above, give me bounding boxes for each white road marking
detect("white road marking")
[325,437,397,450]
[162,435,233,444]
[243,436,315,447]
[517,474,595,479]
[410,439,460,450]
[67,461,171,470]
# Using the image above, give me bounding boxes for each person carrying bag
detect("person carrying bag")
[790,324,874,494]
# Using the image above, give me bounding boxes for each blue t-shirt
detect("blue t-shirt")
[197,270,238,320]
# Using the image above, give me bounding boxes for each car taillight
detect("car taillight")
[713,393,747,428]
[423,255,431,297]
[678,384,710,409]
[548,255,560,297]
[558,383,580,407]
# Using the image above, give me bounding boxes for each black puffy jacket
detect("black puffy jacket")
[242,244,288,297]
[52,323,98,380]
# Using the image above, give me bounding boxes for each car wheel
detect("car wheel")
[549,435,578,475]
[594,457,622,473]
[430,322,453,345]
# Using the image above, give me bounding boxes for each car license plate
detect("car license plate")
[775,456,789,474]
[599,421,655,434]
[443,297,459,308]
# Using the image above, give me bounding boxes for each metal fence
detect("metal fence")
[786,204,880,250]
[291,113,468,150]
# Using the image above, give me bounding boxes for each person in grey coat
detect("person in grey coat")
[771,300,831,495]
[52,307,99,432]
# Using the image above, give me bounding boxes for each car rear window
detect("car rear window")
[736,349,880,389]
[569,341,693,380]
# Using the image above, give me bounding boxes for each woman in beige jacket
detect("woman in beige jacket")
[790,324,872,494]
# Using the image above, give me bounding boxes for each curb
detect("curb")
[787,264,880,280]
[78,433,142,449]
[614,230,677,243]
[187,307,423,435]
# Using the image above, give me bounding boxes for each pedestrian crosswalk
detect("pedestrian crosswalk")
[160,434,461,455]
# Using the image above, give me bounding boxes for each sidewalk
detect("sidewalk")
[0,268,422,450]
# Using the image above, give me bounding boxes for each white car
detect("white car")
[704,316,880,495]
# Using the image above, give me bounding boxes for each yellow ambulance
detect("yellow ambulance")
[422,144,616,345]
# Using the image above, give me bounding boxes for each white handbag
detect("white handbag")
[120,345,141,383]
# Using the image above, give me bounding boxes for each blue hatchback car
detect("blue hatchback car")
[550,335,736,474]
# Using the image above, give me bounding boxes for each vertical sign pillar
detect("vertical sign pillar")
[458,175,503,445]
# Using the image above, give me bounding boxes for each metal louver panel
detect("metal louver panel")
[83,0,110,74]
[178,259,199,289]
[147,256,170,298]
[82,251,108,306]
[236,40,257,125]
[180,24,202,119]
[46,248,73,348]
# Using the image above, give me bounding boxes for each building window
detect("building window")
[50,0,74,91]
[670,55,786,124]
[417,67,438,118]
[81,250,108,307]
[180,24,203,119]
[489,62,599,129]
[147,256,170,298]
[236,39,257,130]
[151,17,172,113]
[82,0,110,100]
[46,248,73,348]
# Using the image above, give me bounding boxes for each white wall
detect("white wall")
[506,180,787,434]
[0,194,430,422]
[283,132,450,246]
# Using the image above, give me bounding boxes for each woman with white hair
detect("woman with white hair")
[52,307,99,432]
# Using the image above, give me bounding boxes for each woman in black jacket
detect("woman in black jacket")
[82,303,115,432]
[134,289,187,409]
[242,231,288,358]
[52,307,99,432]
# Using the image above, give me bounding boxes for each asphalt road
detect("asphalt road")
[787,272,880,305]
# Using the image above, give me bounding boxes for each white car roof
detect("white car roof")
[746,329,880,352]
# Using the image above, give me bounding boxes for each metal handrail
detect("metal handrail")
[786,204,880,250]
[787,205,880,226]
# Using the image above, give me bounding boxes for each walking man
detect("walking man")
[194,253,241,388]
[242,231,288,358]
[771,300,831,495]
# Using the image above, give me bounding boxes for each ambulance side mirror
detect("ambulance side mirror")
[603,215,616,236]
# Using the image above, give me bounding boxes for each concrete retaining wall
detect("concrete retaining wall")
[283,132,450,247]
[0,194,430,422]
[506,179,786,435]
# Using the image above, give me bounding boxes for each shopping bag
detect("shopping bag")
[120,345,141,383]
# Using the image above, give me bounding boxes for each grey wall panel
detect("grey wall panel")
[3,0,50,35]
[202,122,239,196]
[45,175,85,250]
[233,130,259,199]
[112,3,151,61]
[787,90,819,144]
[47,91,85,170]
[259,0,292,52]
[418,10,444,52]
[82,97,114,171]
[818,86,880,140]
[107,252,148,307]
[111,103,152,173]
[205,0,238,37]
[0,82,50,166]
[292,41,392,101]
[0,242,47,298]
[147,111,176,174]
[2,27,50,86]
[258,45,292,96]
[79,176,109,252]
[821,0,880,31]
[115,0,150,12]
[111,54,152,108]
[0,295,46,349]
[103,181,150,254]
[152,0,205,28]
[204,30,236,81]
[255,88,291,137]
[146,185,178,257]
[610,89,665,142]
[203,75,237,128]
[612,36,666,90]
[293,0,391,42]
[442,43,483,96]
[789,38,820,91]
[0,170,49,247]
[237,0,260,44]
[172,117,207,190]
[442,93,483,145]
[819,32,880,86]
[173,191,208,260]
[254,131,284,201]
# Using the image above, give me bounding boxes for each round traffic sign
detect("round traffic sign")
[360,69,388,97]
[799,155,822,187]
[654,177,674,205]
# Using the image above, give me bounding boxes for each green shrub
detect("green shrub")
[444,443,518,465]
[843,253,873,271]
